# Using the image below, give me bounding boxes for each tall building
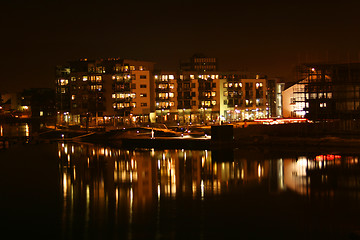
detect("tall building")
[56,57,280,126]
[154,71,272,124]
[56,58,155,126]
[180,54,217,72]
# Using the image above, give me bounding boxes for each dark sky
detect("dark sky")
[2,0,360,92]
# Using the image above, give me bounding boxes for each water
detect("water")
[1,124,360,239]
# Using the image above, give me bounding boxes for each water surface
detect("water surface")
[1,125,360,239]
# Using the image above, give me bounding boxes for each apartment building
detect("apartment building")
[56,58,280,126]
[154,72,273,124]
[56,58,155,126]
[180,54,217,72]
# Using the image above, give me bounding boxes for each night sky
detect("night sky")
[1,0,360,92]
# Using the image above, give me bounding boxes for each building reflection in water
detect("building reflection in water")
[58,142,360,236]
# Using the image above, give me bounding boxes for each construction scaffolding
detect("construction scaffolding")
[296,63,360,120]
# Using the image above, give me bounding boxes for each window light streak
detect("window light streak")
[201,180,204,200]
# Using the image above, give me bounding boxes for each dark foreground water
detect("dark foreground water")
[1,125,360,239]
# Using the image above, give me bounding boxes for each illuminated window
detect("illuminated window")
[130,66,135,71]
[169,84,174,89]
[212,100,216,106]
[59,79,68,85]
[223,82,228,88]
[71,95,75,100]
[112,94,116,99]
[224,91,228,96]
[139,66,143,70]
[131,103,136,108]
[190,75,195,79]
[96,76,102,82]
[169,92,174,98]
[83,76,88,81]
[170,102,175,107]
[169,75,174,80]
[212,91,216,97]
[140,93,147,97]
[71,77,76,82]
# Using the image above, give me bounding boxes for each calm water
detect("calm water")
[1,124,360,239]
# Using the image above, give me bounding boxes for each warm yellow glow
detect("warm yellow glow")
[201,180,204,199]
[63,173,67,197]
[25,123,29,137]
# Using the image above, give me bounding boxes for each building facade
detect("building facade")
[56,58,281,126]
[154,72,274,124]
[283,63,360,120]
[56,58,155,126]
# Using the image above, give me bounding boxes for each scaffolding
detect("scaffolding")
[296,63,360,120]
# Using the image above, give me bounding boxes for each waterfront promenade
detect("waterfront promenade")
[29,121,360,154]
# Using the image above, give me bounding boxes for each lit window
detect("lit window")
[169,92,174,98]
[71,95,75,100]
[170,102,175,106]
[190,75,195,79]
[140,93,147,97]
[112,94,116,99]
[59,79,68,85]
[212,92,216,97]
[212,100,216,106]
[169,75,174,80]
[169,84,174,89]
[83,76,88,81]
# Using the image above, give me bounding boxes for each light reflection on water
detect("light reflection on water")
[0,123,31,137]
[58,142,360,239]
